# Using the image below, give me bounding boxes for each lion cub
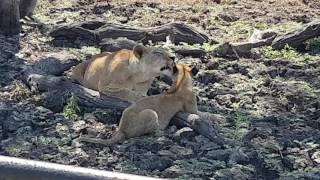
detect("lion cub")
[79,64,198,145]
[71,45,176,102]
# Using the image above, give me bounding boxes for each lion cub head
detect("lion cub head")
[166,64,199,94]
[132,45,176,78]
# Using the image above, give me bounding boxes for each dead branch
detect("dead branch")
[213,29,277,58]
[272,20,320,49]
[49,21,209,46]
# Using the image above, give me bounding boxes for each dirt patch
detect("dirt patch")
[0,0,320,179]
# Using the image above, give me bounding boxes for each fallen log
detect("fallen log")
[213,29,277,58]
[50,21,209,46]
[213,20,320,58]
[99,37,138,52]
[272,20,320,50]
[20,57,227,145]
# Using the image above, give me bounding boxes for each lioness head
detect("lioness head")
[133,45,176,78]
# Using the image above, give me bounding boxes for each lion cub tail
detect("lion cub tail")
[79,131,125,145]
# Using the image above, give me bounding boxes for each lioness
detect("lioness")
[71,45,176,102]
[79,64,199,145]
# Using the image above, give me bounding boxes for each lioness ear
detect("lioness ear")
[191,66,199,76]
[133,45,146,59]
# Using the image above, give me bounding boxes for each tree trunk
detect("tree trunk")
[0,0,20,35]
[19,0,38,18]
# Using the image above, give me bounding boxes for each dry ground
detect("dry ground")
[0,0,320,179]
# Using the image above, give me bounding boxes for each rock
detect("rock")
[158,150,177,159]
[92,109,122,125]
[134,154,173,171]
[71,120,86,133]
[198,157,226,170]
[215,94,240,107]
[229,148,250,165]
[173,127,196,140]
[218,14,240,22]
[206,149,232,161]
[165,160,194,177]
[30,106,58,127]
[92,2,113,15]
[55,123,70,137]
[169,145,194,158]
[175,48,207,58]
[232,63,249,75]
[206,61,219,70]
[226,66,236,74]
[200,142,221,151]
[195,135,210,144]
[311,151,320,164]
[15,126,32,141]
[281,156,294,171]
[196,70,225,84]
[122,136,172,153]
[213,166,255,180]
[166,125,178,134]
[165,158,225,177]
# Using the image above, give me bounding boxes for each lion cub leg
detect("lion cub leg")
[126,109,160,138]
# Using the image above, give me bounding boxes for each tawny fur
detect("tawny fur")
[79,64,198,145]
[70,45,175,102]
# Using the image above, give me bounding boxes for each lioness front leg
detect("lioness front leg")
[99,85,145,102]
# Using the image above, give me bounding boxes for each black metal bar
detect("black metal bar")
[0,155,164,180]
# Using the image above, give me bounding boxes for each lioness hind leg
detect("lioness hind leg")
[99,86,145,102]
[127,109,160,138]
[70,60,91,84]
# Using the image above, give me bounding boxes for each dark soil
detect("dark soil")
[0,0,320,179]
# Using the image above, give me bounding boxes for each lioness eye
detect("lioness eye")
[154,51,163,55]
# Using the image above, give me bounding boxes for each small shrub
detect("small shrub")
[63,94,80,120]
[226,112,251,140]
[305,37,320,54]
[259,44,299,60]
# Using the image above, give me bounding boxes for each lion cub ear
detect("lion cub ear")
[190,65,199,76]
[133,45,147,59]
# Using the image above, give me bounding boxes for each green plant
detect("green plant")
[63,94,80,120]
[80,46,101,55]
[260,44,299,60]
[234,112,250,130]
[225,112,251,140]
[305,37,320,54]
